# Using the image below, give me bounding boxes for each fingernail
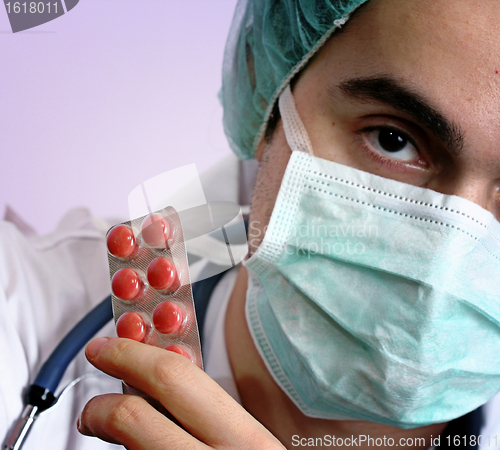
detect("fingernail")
[86,337,110,360]
[77,413,91,436]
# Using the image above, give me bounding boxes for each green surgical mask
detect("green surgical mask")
[244,85,500,428]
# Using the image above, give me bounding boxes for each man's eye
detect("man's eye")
[363,128,419,161]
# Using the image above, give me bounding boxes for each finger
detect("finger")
[78,393,207,450]
[85,337,281,448]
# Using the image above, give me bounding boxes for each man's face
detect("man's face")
[249,0,500,252]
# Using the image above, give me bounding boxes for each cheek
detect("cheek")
[248,127,292,253]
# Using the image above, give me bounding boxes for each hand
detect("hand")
[78,337,285,449]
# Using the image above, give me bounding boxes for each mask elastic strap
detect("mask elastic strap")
[278,84,314,155]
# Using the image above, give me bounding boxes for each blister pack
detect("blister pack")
[106,206,202,371]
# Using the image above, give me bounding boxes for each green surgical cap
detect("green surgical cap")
[221,0,369,159]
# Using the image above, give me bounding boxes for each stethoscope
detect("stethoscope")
[3,295,113,450]
[2,201,247,450]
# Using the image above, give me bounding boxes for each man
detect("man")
[78,0,500,447]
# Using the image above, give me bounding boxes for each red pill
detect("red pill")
[166,344,191,360]
[147,257,180,292]
[141,214,171,247]
[107,225,139,259]
[112,268,142,301]
[116,312,147,341]
[153,301,184,334]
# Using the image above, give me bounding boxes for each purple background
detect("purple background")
[0,0,238,233]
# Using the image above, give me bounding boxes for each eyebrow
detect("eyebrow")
[334,76,465,156]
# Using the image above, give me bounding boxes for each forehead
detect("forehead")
[303,0,500,163]
[358,0,500,81]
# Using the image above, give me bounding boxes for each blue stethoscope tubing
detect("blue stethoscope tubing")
[34,295,113,392]
[3,295,113,450]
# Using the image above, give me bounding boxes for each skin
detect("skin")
[79,0,500,448]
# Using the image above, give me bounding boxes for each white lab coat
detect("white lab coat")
[0,207,122,449]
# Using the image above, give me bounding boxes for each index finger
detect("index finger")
[85,337,279,449]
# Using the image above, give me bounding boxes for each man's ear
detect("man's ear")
[246,41,264,163]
